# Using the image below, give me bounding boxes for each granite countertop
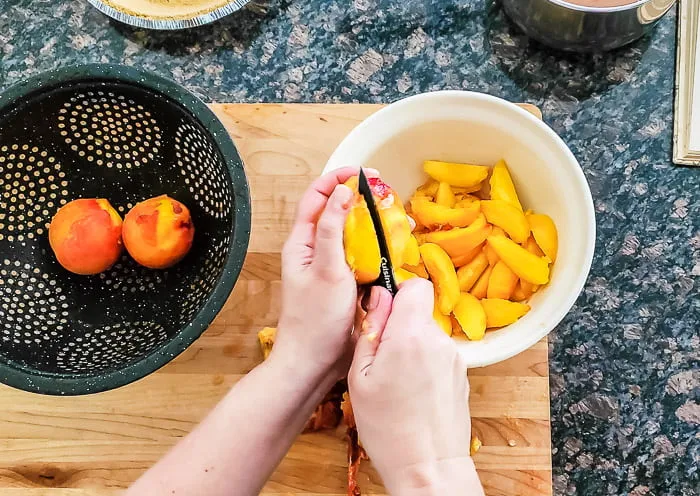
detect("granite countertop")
[0,0,698,494]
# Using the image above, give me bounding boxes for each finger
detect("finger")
[295,167,359,226]
[294,167,381,226]
[312,184,353,275]
[352,289,367,347]
[282,222,316,268]
[349,287,393,378]
[284,166,382,269]
[380,278,434,342]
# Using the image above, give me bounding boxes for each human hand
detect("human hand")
[348,279,484,495]
[272,167,360,384]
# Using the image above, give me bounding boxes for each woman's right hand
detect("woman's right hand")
[348,279,484,495]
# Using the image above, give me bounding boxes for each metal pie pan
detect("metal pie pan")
[87,0,250,30]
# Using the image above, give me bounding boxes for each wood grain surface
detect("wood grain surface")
[0,103,551,496]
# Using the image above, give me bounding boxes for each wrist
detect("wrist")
[267,337,337,396]
[270,320,348,380]
[385,457,481,496]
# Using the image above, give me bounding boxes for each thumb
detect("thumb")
[349,287,393,379]
[381,278,435,342]
[313,184,353,276]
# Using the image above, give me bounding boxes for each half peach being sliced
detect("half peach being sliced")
[343,176,412,285]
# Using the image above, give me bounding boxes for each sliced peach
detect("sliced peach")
[395,267,418,285]
[415,179,439,198]
[454,185,483,195]
[486,260,519,300]
[450,315,463,336]
[49,198,123,275]
[454,195,481,208]
[524,235,545,256]
[421,214,491,258]
[484,226,506,266]
[527,213,558,262]
[402,261,429,279]
[487,235,550,285]
[410,198,481,229]
[450,242,485,267]
[433,305,453,336]
[343,176,412,284]
[409,214,425,233]
[511,282,529,302]
[481,200,530,244]
[453,293,487,341]
[435,182,456,208]
[480,299,530,328]
[123,195,195,270]
[403,234,421,266]
[469,265,493,299]
[485,247,498,267]
[457,251,489,292]
[420,243,460,315]
[519,280,537,299]
[520,235,545,294]
[489,159,523,211]
[423,160,490,188]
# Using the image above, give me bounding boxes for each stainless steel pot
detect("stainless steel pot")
[501,0,676,52]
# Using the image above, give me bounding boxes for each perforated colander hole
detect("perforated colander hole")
[60,94,162,169]
[100,255,166,291]
[55,321,168,373]
[178,237,231,323]
[115,202,134,215]
[0,147,68,241]
[175,123,232,221]
[0,261,69,344]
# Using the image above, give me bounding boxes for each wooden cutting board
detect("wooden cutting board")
[0,104,552,496]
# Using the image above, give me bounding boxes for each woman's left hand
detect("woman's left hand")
[272,167,362,383]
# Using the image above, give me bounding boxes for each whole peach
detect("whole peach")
[123,195,195,270]
[49,199,124,275]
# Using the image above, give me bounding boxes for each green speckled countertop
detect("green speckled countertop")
[0,1,698,494]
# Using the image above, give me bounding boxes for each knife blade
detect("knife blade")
[357,169,398,296]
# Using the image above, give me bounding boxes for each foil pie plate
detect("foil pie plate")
[87,0,250,30]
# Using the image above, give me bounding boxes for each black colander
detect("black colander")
[0,65,250,395]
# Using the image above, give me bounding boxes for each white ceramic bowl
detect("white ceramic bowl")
[324,91,596,368]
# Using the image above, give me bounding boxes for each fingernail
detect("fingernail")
[367,286,380,311]
[334,184,353,210]
[365,167,380,176]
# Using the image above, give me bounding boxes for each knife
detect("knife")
[357,168,398,296]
